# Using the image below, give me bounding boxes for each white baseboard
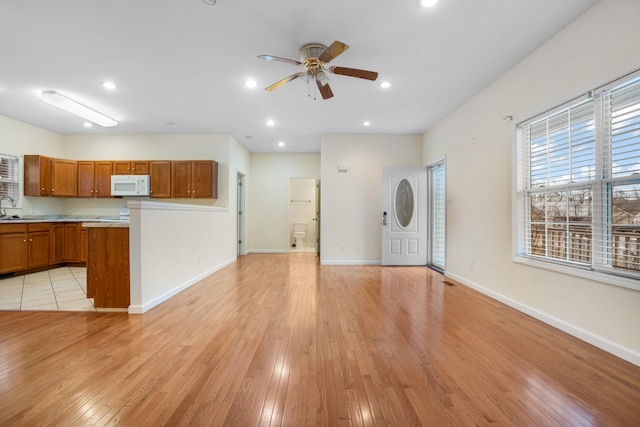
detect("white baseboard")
[320,258,381,265]
[247,249,289,254]
[445,271,640,367]
[128,256,237,314]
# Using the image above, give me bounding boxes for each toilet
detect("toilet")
[293,220,307,250]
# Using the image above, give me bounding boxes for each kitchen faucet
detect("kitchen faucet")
[0,196,17,218]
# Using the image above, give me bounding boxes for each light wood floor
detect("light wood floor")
[1,254,639,426]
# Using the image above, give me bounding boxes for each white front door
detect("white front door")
[381,166,427,265]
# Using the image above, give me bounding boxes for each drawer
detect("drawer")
[0,223,27,233]
[28,223,51,232]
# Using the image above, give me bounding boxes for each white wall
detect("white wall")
[423,0,640,364]
[320,134,422,264]
[248,153,320,252]
[0,115,65,215]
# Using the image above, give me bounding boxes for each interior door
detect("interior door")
[381,166,427,265]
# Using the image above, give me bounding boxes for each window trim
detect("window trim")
[513,68,640,291]
[0,151,22,209]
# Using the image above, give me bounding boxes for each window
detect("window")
[428,160,446,271]
[517,72,640,286]
[0,153,20,207]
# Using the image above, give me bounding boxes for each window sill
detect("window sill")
[514,255,640,293]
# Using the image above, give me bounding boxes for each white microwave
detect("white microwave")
[111,175,150,196]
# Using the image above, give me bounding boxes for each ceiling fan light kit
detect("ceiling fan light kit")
[258,40,379,100]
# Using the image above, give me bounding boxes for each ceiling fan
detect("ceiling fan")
[258,41,379,100]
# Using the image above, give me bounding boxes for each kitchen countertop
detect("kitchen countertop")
[0,215,129,224]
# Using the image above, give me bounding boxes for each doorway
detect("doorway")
[289,178,318,253]
[381,166,427,265]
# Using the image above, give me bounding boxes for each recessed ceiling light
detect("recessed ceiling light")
[278,141,285,147]
[83,122,93,128]
[380,81,391,89]
[363,121,371,126]
[245,79,257,88]
[102,81,117,90]
[420,0,438,7]
[266,119,275,127]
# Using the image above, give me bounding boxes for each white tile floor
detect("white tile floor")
[0,267,95,312]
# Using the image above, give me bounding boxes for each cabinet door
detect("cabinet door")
[0,233,27,273]
[51,159,77,197]
[131,161,149,175]
[80,227,88,263]
[112,161,132,175]
[64,223,81,262]
[171,161,192,198]
[24,155,51,196]
[77,161,95,197]
[51,223,65,264]
[149,161,172,198]
[28,231,50,268]
[95,161,113,198]
[191,161,213,198]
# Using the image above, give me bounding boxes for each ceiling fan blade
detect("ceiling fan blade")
[258,55,302,66]
[329,66,379,81]
[318,41,349,63]
[316,80,334,100]
[265,72,305,91]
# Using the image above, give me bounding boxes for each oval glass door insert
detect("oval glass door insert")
[395,178,414,228]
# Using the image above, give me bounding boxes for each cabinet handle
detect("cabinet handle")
[90,190,94,193]
[29,239,33,242]
[51,189,54,192]
[41,187,45,191]
[23,239,26,243]
[150,190,153,194]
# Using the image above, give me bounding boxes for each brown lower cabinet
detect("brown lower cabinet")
[0,222,86,276]
[0,223,51,273]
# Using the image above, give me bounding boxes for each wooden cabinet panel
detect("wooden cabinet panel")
[80,227,88,263]
[28,229,50,268]
[64,223,81,262]
[131,161,149,175]
[51,223,65,264]
[149,161,171,198]
[171,161,192,198]
[113,161,149,175]
[24,155,51,196]
[78,161,112,198]
[171,160,217,198]
[87,227,130,308]
[0,232,27,273]
[51,159,77,197]
[77,161,95,197]
[112,161,132,175]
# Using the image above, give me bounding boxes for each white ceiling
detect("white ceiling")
[0,0,597,153]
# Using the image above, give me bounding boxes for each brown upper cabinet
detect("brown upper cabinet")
[50,159,77,197]
[171,160,218,199]
[149,161,172,198]
[24,155,52,196]
[113,161,149,175]
[78,161,113,198]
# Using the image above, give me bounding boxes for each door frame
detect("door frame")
[237,172,246,256]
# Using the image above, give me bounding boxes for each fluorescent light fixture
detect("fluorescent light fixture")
[38,90,117,127]
[420,0,438,7]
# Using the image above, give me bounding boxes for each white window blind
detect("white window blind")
[518,72,640,282]
[0,153,20,204]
